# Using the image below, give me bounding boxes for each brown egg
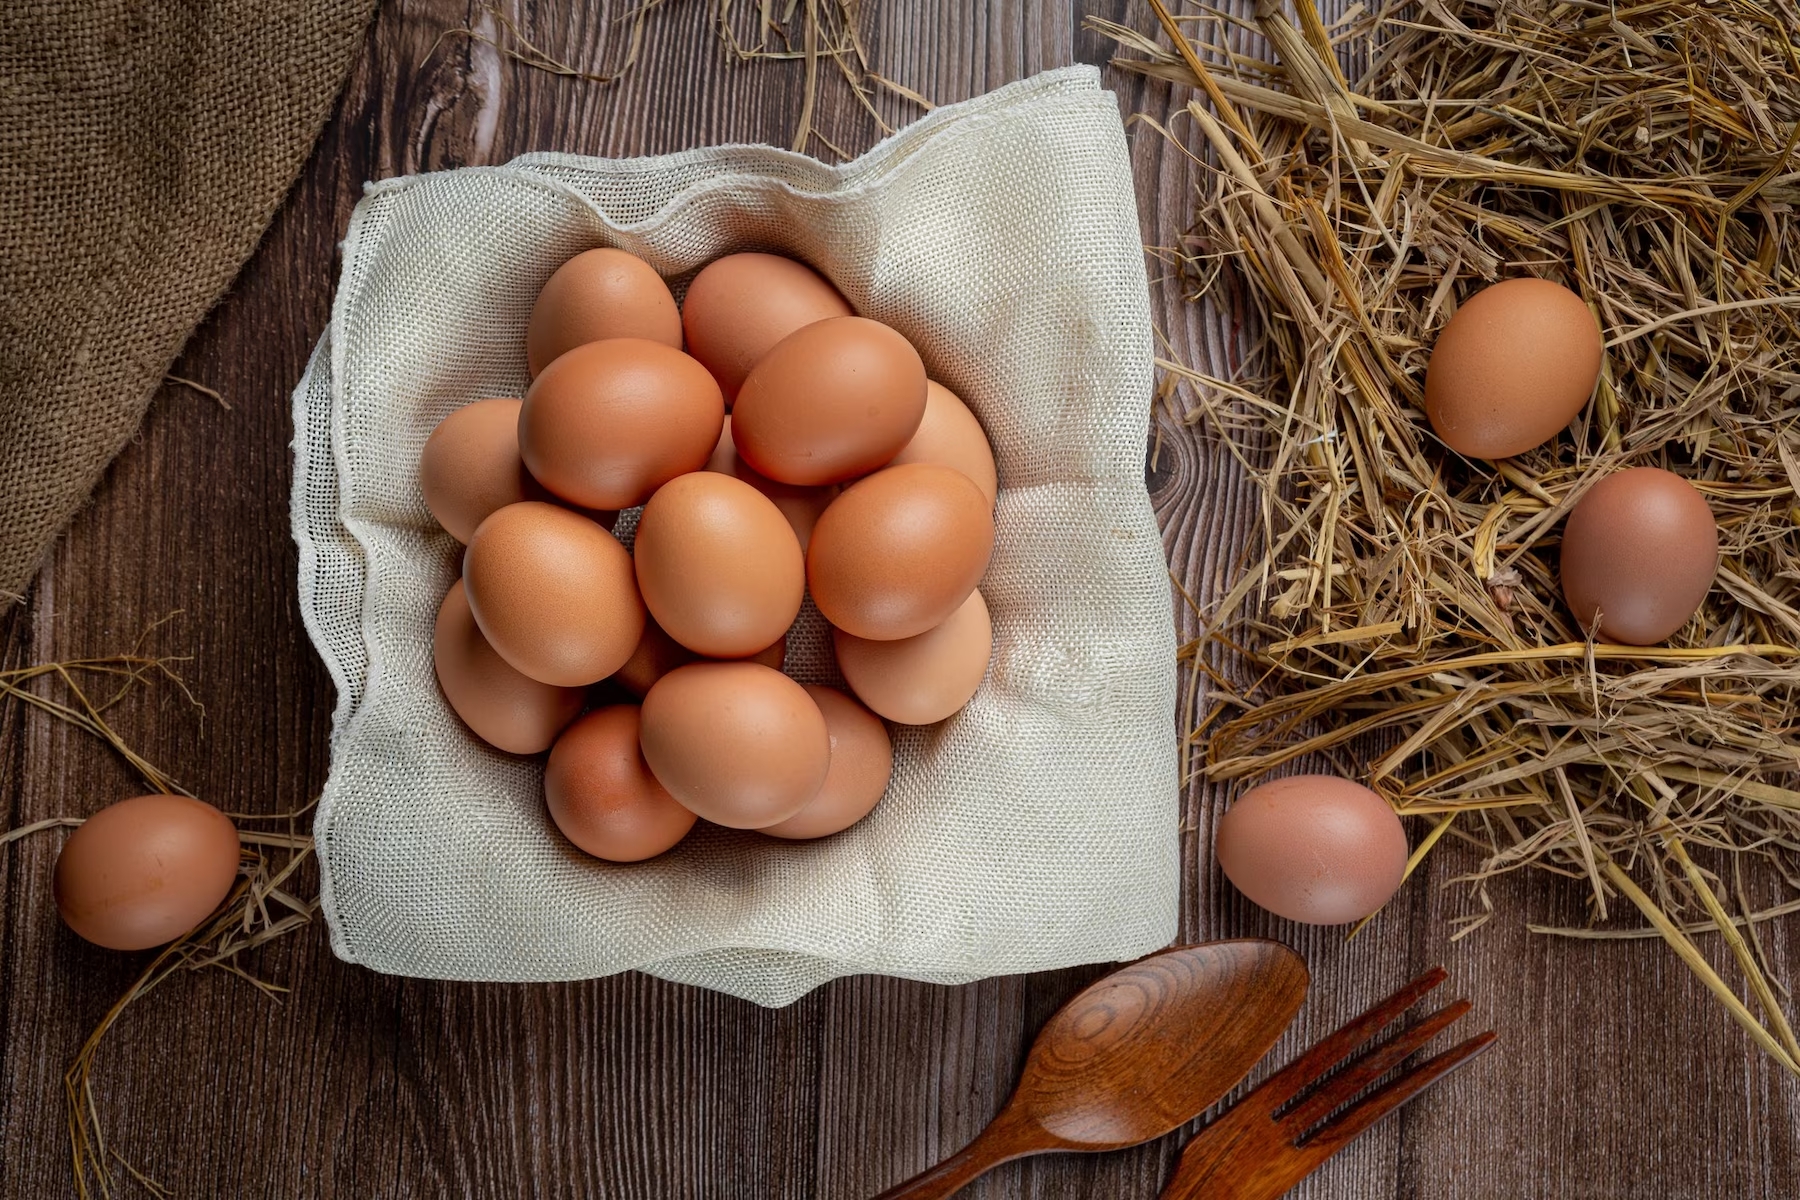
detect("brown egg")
[808,463,994,641]
[639,662,829,829]
[705,415,837,552]
[761,686,893,839]
[545,706,697,861]
[419,398,535,543]
[527,248,682,377]
[433,580,584,753]
[464,501,645,686]
[834,589,992,724]
[633,472,805,659]
[611,617,695,697]
[611,618,786,697]
[1424,277,1602,459]
[732,316,928,486]
[887,381,998,506]
[1214,776,1408,925]
[519,338,724,510]
[746,633,788,671]
[680,252,853,402]
[54,794,241,950]
[1560,466,1718,645]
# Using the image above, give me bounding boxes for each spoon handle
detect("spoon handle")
[870,1112,1042,1200]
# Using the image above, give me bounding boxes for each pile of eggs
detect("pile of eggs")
[423,249,998,861]
[1218,276,1724,927]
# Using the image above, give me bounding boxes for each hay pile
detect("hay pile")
[1100,0,1800,1071]
[441,1,927,156]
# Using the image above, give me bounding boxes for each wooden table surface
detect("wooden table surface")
[2,2,1797,1197]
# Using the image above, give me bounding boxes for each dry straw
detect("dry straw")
[0,626,318,1198]
[1099,0,1800,1072]
[436,1,920,157]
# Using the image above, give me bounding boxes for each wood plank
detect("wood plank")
[0,1,1796,1197]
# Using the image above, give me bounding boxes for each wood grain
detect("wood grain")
[1,2,1796,1197]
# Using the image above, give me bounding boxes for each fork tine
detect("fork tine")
[1279,999,1473,1132]
[1249,966,1450,1109]
[1299,1030,1498,1156]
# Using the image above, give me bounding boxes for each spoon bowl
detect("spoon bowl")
[873,939,1309,1199]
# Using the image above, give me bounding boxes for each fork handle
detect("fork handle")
[871,1111,1043,1200]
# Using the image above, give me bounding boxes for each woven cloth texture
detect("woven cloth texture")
[0,0,373,601]
[293,66,1179,1008]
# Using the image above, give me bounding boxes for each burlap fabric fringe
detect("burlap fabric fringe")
[0,0,375,601]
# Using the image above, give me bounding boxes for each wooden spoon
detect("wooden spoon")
[872,940,1309,1200]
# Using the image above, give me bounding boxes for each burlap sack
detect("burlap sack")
[0,0,374,602]
[293,66,1179,1007]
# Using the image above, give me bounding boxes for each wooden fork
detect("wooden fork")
[1160,967,1496,1199]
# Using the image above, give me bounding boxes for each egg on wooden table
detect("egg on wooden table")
[54,794,242,950]
[545,705,696,862]
[732,316,928,486]
[761,686,893,840]
[527,247,682,377]
[638,661,830,829]
[680,252,853,403]
[433,579,584,754]
[519,337,724,511]
[462,501,644,686]
[834,588,992,725]
[808,462,994,641]
[1559,466,1718,645]
[1424,277,1602,460]
[1214,775,1408,925]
